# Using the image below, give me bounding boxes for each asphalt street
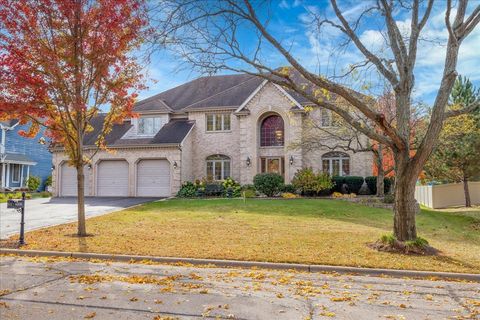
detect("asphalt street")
[0,256,479,319]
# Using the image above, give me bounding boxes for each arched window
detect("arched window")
[206,154,231,181]
[260,114,284,147]
[322,152,350,176]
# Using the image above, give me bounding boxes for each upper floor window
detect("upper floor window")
[138,117,164,135]
[321,109,339,127]
[206,114,231,132]
[322,151,350,176]
[206,154,231,180]
[260,114,284,147]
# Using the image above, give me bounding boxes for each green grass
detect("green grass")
[17,199,480,273]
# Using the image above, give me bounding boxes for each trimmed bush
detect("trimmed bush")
[365,176,393,195]
[331,176,345,193]
[253,173,284,197]
[205,183,224,196]
[242,189,256,198]
[222,177,241,197]
[291,168,333,196]
[281,184,297,194]
[26,176,41,192]
[177,181,197,198]
[343,176,364,194]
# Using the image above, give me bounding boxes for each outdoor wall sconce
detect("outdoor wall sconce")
[51,165,55,171]
[87,164,92,170]
[38,137,46,145]
[246,157,251,167]
[289,156,294,165]
[173,161,178,169]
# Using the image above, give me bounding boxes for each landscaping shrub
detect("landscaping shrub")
[177,181,197,198]
[45,175,52,187]
[365,176,393,194]
[205,183,224,196]
[222,177,241,197]
[343,176,364,194]
[39,191,52,198]
[281,192,298,199]
[253,173,284,197]
[332,192,356,199]
[331,176,345,193]
[383,194,395,204]
[292,168,333,196]
[242,189,256,198]
[281,184,297,193]
[26,176,41,192]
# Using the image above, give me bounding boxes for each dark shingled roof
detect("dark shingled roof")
[84,115,194,147]
[0,120,19,127]
[134,74,264,112]
[3,153,36,164]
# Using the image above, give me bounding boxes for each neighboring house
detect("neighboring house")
[51,73,373,197]
[0,120,53,191]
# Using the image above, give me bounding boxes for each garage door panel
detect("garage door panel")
[60,164,90,197]
[97,160,129,197]
[137,160,170,197]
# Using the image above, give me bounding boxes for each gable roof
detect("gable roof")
[134,74,264,112]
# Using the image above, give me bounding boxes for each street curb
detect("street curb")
[1,248,479,281]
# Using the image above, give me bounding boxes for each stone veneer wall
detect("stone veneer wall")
[52,146,182,197]
[187,110,241,181]
[238,83,303,184]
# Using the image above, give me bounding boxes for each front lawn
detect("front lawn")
[14,199,480,273]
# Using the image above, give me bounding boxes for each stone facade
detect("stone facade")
[52,82,373,197]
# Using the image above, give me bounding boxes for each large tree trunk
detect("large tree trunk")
[462,173,471,208]
[393,153,419,241]
[376,145,385,197]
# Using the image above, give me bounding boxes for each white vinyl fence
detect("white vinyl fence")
[415,182,480,209]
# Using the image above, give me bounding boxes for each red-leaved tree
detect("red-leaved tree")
[0,0,147,236]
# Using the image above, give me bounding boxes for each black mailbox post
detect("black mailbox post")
[7,192,26,246]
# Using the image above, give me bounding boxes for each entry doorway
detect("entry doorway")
[259,157,285,177]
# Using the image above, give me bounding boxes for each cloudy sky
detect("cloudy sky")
[138,0,480,105]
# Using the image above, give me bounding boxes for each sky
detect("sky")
[138,0,480,106]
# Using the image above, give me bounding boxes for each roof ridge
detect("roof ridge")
[182,76,258,110]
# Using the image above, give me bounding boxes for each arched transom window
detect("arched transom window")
[260,114,284,147]
[206,154,231,181]
[322,152,350,176]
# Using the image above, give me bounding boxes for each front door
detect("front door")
[260,157,284,176]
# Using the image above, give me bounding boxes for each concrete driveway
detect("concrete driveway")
[0,197,160,239]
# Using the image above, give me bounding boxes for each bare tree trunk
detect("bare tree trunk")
[376,144,385,197]
[393,154,418,241]
[463,172,471,207]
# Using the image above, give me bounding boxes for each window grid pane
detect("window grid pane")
[215,114,223,131]
[332,159,340,176]
[223,114,231,130]
[260,115,284,147]
[322,160,330,174]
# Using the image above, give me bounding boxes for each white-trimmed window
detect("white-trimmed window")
[138,117,165,135]
[322,152,350,176]
[206,114,231,132]
[11,164,21,183]
[206,154,231,180]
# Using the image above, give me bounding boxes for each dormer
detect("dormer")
[122,113,170,138]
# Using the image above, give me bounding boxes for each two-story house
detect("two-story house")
[0,120,53,191]
[51,73,372,197]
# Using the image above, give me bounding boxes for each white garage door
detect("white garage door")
[60,163,90,197]
[136,159,170,197]
[97,160,129,197]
